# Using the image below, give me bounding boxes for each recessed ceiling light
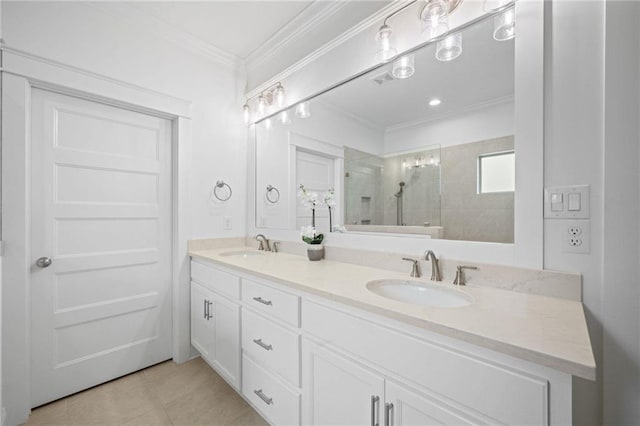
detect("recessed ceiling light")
[429,98,442,106]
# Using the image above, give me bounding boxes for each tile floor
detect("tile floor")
[22,357,269,426]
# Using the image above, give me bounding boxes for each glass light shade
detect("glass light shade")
[295,101,311,118]
[420,0,449,22]
[436,32,462,61]
[257,95,267,115]
[375,24,397,62]
[243,104,251,125]
[494,8,515,41]
[279,110,290,125]
[273,84,286,108]
[422,14,449,40]
[392,54,415,79]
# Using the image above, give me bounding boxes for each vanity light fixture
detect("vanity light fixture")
[273,83,286,108]
[392,54,416,79]
[242,104,251,125]
[241,81,287,124]
[436,32,462,61]
[493,5,515,41]
[420,0,450,39]
[257,94,267,115]
[428,98,442,106]
[295,101,311,119]
[375,23,397,62]
[374,0,464,64]
[265,118,272,130]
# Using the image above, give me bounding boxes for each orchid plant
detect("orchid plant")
[323,188,336,232]
[298,184,323,244]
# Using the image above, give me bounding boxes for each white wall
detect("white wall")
[601,1,640,423]
[1,1,247,240]
[383,100,514,153]
[1,2,245,424]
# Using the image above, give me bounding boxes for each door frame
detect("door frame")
[1,46,193,426]
[288,131,344,231]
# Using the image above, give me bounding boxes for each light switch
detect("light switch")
[551,193,564,212]
[568,193,581,211]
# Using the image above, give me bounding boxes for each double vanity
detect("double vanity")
[189,243,595,426]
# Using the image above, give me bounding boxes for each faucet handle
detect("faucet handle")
[272,242,280,253]
[402,257,421,278]
[453,265,478,286]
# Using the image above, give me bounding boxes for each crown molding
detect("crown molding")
[87,2,241,70]
[317,99,385,133]
[246,0,412,98]
[245,1,350,73]
[385,95,515,134]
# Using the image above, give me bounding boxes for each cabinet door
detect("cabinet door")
[385,381,485,426]
[211,293,240,388]
[302,339,384,426]
[191,282,214,360]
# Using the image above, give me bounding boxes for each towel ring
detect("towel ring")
[265,185,280,204]
[212,180,232,202]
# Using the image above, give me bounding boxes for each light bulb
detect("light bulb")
[243,104,251,125]
[494,8,515,41]
[279,110,290,125]
[420,0,450,39]
[257,94,267,115]
[392,54,415,79]
[295,101,311,118]
[265,118,272,130]
[428,98,442,106]
[273,84,286,108]
[375,24,397,62]
[436,32,462,61]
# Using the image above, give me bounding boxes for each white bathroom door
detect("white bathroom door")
[30,89,173,407]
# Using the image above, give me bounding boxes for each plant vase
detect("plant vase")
[306,244,324,261]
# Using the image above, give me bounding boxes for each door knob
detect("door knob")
[36,257,52,268]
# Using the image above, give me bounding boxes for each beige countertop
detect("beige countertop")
[189,247,596,381]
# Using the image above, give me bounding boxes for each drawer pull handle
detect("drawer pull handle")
[253,338,273,351]
[371,395,380,426]
[206,300,213,320]
[384,402,393,426]
[253,296,273,306]
[203,299,207,319]
[254,389,273,405]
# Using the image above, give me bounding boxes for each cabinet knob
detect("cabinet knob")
[36,257,52,268]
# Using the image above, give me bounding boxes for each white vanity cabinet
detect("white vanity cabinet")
[189,256,576,426]
[302,299,571,426]
[240,277,302,425]
[190,260,241,389]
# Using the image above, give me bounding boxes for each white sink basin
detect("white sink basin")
[219,250,266,258]
[366,279,473,308]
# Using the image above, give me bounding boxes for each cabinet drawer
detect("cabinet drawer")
[242,309,300,387]
[243,355,300,426]
[303,300,548,426]
[242,279,300,327]
[191,260,240,300]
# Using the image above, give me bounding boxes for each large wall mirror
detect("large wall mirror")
[255,11,519,244]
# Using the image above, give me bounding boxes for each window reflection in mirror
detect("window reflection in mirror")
[255,13,515,244]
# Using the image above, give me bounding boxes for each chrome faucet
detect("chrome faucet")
[423,250,442,281]
[453,265,478,286]
[255,234,271,251]
[402,257,421,278]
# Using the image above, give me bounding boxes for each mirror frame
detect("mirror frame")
[248,2,544,269]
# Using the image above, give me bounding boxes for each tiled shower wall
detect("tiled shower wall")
[441,136,514,243]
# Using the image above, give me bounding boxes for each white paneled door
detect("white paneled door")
[30,89,173,407]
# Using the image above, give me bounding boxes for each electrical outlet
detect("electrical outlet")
[562,220,590,254]
[223,216,232,230]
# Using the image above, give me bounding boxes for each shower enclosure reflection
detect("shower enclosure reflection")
[344,146,443,238]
